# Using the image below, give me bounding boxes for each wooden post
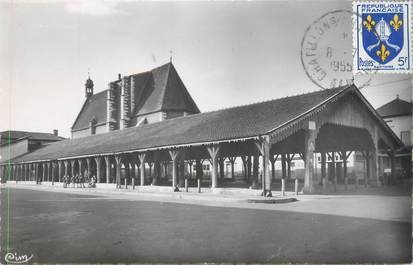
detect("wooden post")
[64,160,69,179]
[252,154,259,188]
[255,137,271,196]
[14,165,17,183]
[287,154,295,180]
[169,150,180,190]
[51,162,55,185]
[130,161,135,186]
[247,156,252,181]
[262,137,271,196]
[152,161,160,185]
[185,178,188,192]
[206,144,220,188]
[20,165,23,181]
[86,158,91,181]
[270,154,278,181]
[195,160,202,179]
[114,155,122,189]
[332,152,337,192]
[303,126,316,194]
[341,151,351,191]
[95,157,102,183]
[79,159,84,177]
[364,151,370,188]
[197,178,201,193]
[46,162,50,182]
[58,161,62,183]
[29,164,33,181]
[23,164,26,181]
[148,162,153,181]
[138,153,146,186]
[241,156,247,179]
[321,152,327,188]
[34,163,38,183]
[71,160,75,179]
[0,165,3,182]
[281,178,285,196]
[228,157,236,179]
[372,147,379,187]
[295,178,298,196]
[42,162,46,182]
[104,156,110,183]
[163,161,168,179]
[281,154,287,180]
[219,157,225,179]
[390,150,395,184]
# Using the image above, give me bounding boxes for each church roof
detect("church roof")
[72,90,108,131]
[136,63,200,115]
[376,96,412,118]
[6,85,401,164]
[71,62,199,131]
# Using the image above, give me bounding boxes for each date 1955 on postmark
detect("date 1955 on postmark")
[353,1,412,73]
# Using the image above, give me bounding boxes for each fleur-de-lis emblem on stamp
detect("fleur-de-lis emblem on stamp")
[376,44,390,62]
[363,15,376,31]
[390,14,402,31]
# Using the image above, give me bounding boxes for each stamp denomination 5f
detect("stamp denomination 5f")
[353,1,412,73]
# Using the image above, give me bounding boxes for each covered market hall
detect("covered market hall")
[0,85,403,196]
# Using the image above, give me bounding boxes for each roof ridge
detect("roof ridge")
[197,86,346,114]
[1,130,60,135]
[107,62,169,84]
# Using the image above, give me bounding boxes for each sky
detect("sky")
[0,0,411,138]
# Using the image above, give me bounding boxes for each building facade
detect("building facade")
[376,95,412,146]
[0,130,65,162]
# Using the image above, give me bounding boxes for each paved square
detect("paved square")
[1,187,411,263]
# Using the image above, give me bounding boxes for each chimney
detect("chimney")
[53,129,58,136]
[118,73,122,80]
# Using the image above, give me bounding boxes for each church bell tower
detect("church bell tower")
[85,75,94,99]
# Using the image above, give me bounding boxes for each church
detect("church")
[71,62,200,138]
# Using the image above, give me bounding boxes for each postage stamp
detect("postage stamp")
[353,1,412,73]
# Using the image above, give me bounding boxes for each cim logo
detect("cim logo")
[4,252,33,264]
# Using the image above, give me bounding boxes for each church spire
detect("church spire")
[85,72,94,99]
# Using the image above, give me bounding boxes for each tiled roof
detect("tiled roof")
[136,63,200,115]
[72,63,200,131]
[376,96,412,118]
[0,131,65,142]
[160,64,200,113]
[9,87,347,163]
[72,90,108,130]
